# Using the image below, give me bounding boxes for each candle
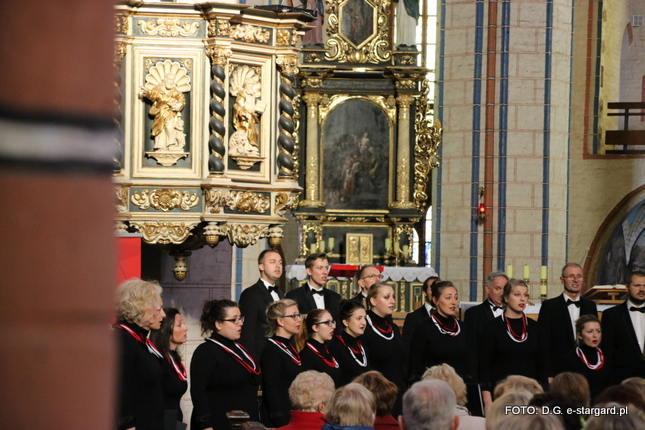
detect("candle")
[540,265,547,279]
[402,245,409,257]
[319,241,325,252]
[385,238,391,251]
[540,283,547,296]
[328,237,335,252]
[394,242,400,253]
[523,265,530,280]
[506,264,513,279]
[310,243,316,254]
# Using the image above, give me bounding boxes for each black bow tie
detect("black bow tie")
[566,299,580,308]
[311,289,324,296]
[630,306,645,313]
[491,305,503,311]
[268,286,278,294]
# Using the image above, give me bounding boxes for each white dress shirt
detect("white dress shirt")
[261,279,280,302]
[628,299,645,352]
[309,283,325,309]
[564,293,581,340]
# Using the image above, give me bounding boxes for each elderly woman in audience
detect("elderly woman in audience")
[190,299,261,430]
[491,414,564,430]
[329,300,371,385]
[115,278,166,430]
[261,299,303,427]
[549,372,590,409]
[276,370,335,430]
[300,309,342,387]
[322,383,377,430]
[400,380,460,430]
[557,315,610,402]
[150,307,189,424]
[484,390,533,430]
[423,364,486,430]
[479,279,545,411]
[585,404,645,430]
[353,371,398,429]
[493,375,544,399]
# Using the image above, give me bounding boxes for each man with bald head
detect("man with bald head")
[352,265,383,307]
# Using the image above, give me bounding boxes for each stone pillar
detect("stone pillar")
[0,1,116,429]
[391,94,416,208]
[299,93,325,207]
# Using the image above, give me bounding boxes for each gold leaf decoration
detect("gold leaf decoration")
[137,18,200,37]
[131,189,199,211]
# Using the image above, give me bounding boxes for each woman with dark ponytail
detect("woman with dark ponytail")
[329,300,371,386]
[150,308,189,423]
[190,299,261,430]
[299,309,343,387]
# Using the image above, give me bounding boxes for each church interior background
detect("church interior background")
[3,0,645,427]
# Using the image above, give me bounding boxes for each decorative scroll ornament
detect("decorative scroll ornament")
[115,15,128,34]
[142,60,191,166]
[137,18,200,37]
[413,80,442,211]
[345,217,369,223]
[130,189,199,211]
[325,0,391,63]
[208,19,231,37]
[299,223,323,256]
[206,47,232,174]
[394,73,424,90]
[277,29,291,46]
[116,186,128,213]
[305,53,323,63]
[225,223,270,248]
[275,192,301,217]
[204,189,270,213]
[115,221,128,234]
[230,24,270,43]
[131,221,198,244]
[204,189,227,214]
[229,65,266,169]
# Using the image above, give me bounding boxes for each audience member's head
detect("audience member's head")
[324,383,376,427]
[485,390,533,430]
[550,372,590,408]
[593,385,645,411]
[528,392,581,430]
[493,375,544,399]
[400,379,459,430]
[289,370,335,414]
[491,413,565,430]
[352,370,398,417]
[621,377,645,404]
[584,404,645,430]
[422,363,467,407]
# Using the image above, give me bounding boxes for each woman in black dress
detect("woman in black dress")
[260,298,303,427]
[115,279,166,430]
[329,300,370,386]
[479,278,544,410]
[150,308,189,424]
[300,309,343,387]
[361,282,407,417]
[558,314,611,402]
[190,300,261,430]
[409,281,475,384]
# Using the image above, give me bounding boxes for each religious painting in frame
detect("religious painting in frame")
[345,233,373,265]
[321,96,394,211]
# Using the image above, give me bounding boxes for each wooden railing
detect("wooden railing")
[605,102,645,154]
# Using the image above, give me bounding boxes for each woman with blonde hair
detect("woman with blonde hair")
[114,278,166,430]
[300,309,342,387]
[261,298,304,427]
[485,390,533,430]
[492,375,544,399]
[353,371,398,429]
[322,383,377,430]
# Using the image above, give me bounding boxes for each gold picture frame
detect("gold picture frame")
[345,233,373,265]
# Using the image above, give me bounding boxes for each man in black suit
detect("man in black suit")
[538,262,597,380]
[601,270,645,383]
[464,271,508,344]
[402,276,441,356]
[352,265,383,307]
[239,248,285,359]
[286,252,340,318]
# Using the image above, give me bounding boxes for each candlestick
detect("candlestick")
[522,265,530,280]
[506,264,513,279]
[318,241,325,252]
[328,237,335,252]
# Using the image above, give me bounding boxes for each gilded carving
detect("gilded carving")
[137,18,200,37]
[226,191,271,213]
[305,53,322,63]
[115,221,128,234]
[204,189,227,214]
[131,189,199,211]
[116,186,128,213]
[229,65,265,168]
[300,223,323,256]
[277,29,291,46]
[399,55,415,65]
[115,43,127,66]
[345,217,369,223]
[206,46,232,66]
[207,19,231,37]
[394,73,424,90]
[276,55,300,75]
[142,60,191,166]
[230,24,270,43]
[268,225,284,248]
[275,192,301,217]
[325,0,391,63]
[319,94,396,125]
[292,95,301,182]
[131,221,197,244]
[316,216,337,222]
[413,80,442,211]
[225,223,270,247]
[115,15,128,34]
